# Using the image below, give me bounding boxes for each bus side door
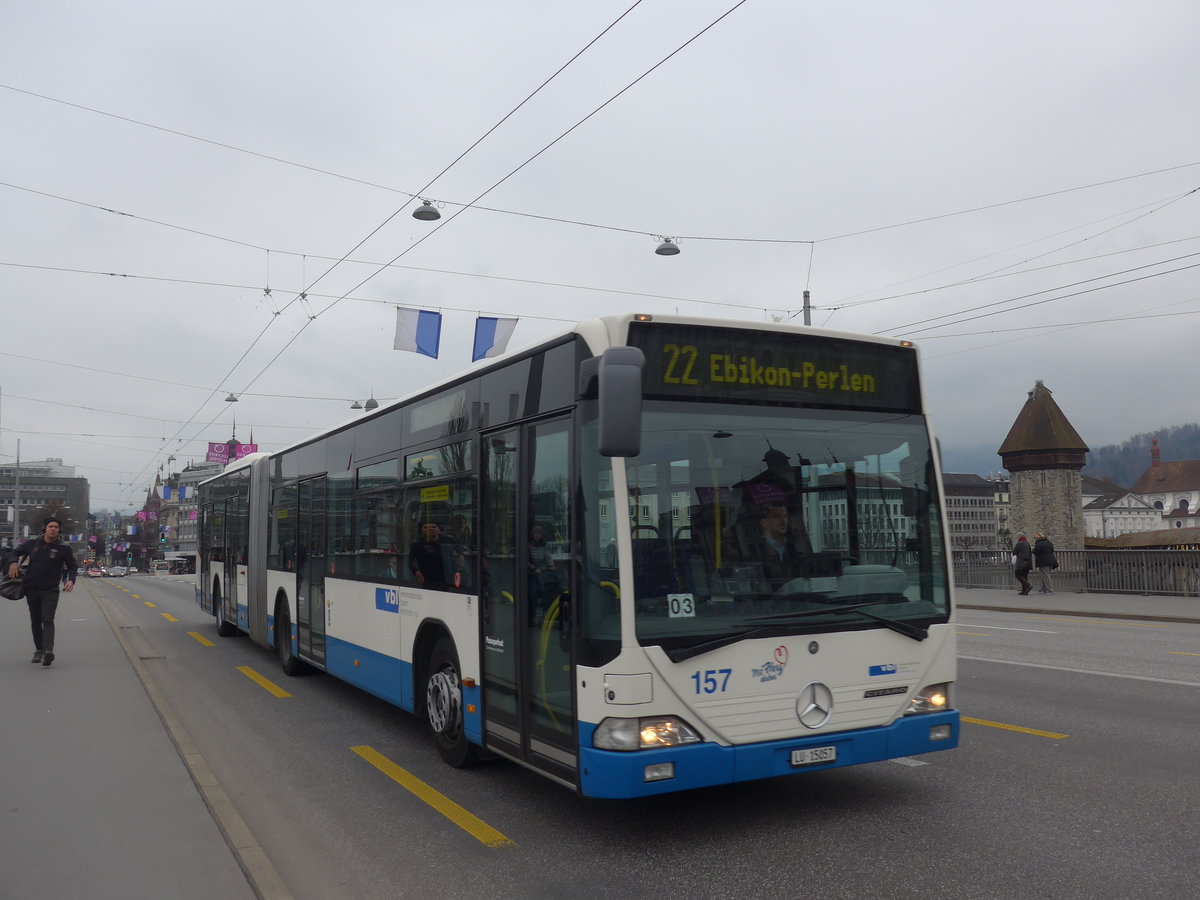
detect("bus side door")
[480,416,576,784]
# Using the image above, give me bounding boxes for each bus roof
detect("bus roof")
[199,313,920,479]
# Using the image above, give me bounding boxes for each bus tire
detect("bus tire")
[275,602,302,676]
[425,637,480,768]
[215,579,237,637]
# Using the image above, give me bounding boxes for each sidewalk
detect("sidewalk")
[956,584,1200,624]
[0,581,258,900]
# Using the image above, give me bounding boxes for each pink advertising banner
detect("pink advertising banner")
[206,441,259,462]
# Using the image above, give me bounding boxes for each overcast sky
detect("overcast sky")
[3,1,1198,509]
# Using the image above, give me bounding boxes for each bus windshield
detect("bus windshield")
[614,401,948,654]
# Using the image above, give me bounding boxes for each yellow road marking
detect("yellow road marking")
[1024,616,1165,628]
[161,612,179,623]
[188,631,216,647]
[962,716,1068,739]
[1168,651,1200,656]
[131,594,142,599]
[351,745,515,848]
[236,666,292,698]
[144,601,156,608]
[957,631,990,636]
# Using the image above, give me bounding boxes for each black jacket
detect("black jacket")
[1033,538,1055,568]
[1012,540,1032,572]
[6,536,78,591]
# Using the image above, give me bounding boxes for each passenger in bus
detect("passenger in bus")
[408,522,465,590]
[753,501,810,589]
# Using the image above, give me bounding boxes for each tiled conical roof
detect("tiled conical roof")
[998,381,1088,471]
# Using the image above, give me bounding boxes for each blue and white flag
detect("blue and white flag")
[471,316,518,362]
[394,308,442,358]
[158,485,193,500]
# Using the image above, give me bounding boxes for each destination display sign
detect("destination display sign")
[627,323,921,412]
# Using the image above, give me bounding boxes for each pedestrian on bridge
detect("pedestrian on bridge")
[4,516,77,667]
[1033,532,1056,594]
[1012,533,1033,596]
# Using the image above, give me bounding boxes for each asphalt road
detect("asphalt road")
[87,579,1200,900]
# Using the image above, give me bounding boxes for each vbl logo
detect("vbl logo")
[869,663,897,677]
[375,588,400,613]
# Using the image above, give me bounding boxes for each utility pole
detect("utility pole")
[13,438,20,544]
[803,289,811,326]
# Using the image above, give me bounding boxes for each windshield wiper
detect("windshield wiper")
[664,626,785,663]
[663,601,929,663]
[749,602,928,642]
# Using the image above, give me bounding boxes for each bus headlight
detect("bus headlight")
[593,716,703,751]
[904,683,951,715]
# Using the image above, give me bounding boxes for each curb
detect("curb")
[89,583,294,900]
[958,603,1200,626]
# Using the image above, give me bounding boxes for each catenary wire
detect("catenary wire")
[818,187,1200,316]
[6,82,1200,246]
[877,251,1200,334]
[227,0,754,400]
[890,260,1200,338]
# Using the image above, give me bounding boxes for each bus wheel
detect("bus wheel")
[425,637,480,767]
[215,580,237,637]
[275,603,301,676]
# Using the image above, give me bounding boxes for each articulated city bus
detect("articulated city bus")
[196,313,958,798]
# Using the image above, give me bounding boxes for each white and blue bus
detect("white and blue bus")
[196,313,958,798]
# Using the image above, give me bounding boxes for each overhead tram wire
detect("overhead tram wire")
[10,173,1199,333]
[149,2,653,480]
[812,184,1200,329]
[228,0,649,324]
[0,259,747,317]
[918,302,1200,342]
[877,249,1200,334]
[228,0,754,401]
[823,231,1200,316]
[815,186,1200,318]
[886,257,1200,338]
[8,82,1200,250]
[920,296,1200,362]
[0,182,792,314]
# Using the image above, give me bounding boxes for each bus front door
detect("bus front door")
[296,476,327,665]
[480,418,576,786]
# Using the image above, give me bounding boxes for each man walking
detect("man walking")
[4,516,77,667]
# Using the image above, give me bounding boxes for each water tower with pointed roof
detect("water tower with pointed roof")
[997,380,1088,550]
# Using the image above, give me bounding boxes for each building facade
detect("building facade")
[942,473,999,550]
[1128,439,1200,530]
[0,458,91,553]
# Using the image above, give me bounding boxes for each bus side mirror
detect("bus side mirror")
[597,346,644,457]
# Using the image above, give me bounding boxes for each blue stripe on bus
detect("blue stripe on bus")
[325,635,413,711]
[576,711,960,799]
[320,636,485,745]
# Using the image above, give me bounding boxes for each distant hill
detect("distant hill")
[941,424,1200,488]
[1084,424,1200,489]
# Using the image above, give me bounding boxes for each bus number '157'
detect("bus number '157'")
[691,668,732,694]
